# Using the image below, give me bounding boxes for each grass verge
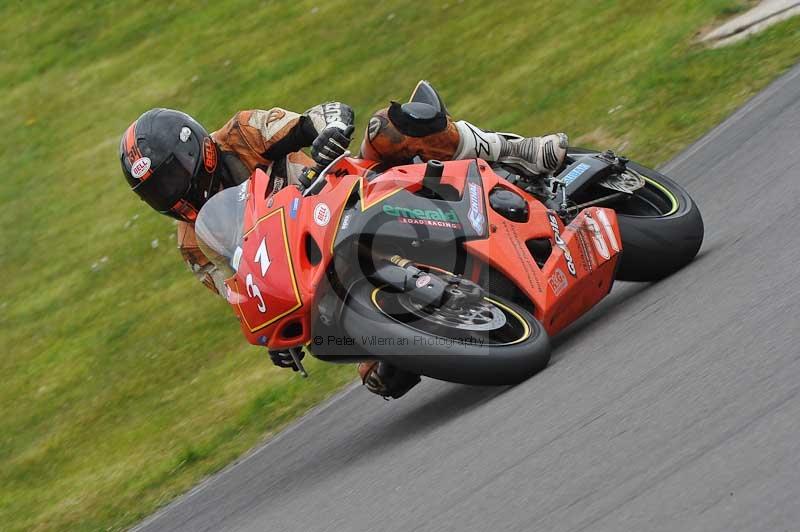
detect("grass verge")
[1,1,799,530]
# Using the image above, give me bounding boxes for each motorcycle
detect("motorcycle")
[195,137,703,386]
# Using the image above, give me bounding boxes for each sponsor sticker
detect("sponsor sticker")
[547,212,577,276]
[397,218,461,229]
[383,204,462,229]
[584,214,610,260]
[596,209,620,252]
[340,212,352,231]
[271,176,285,194]
[290,197,301,219]
[203,137,217,172]
[313,202,331,226]
[562,163,591,186]
[179,126,191,142]
[467,182,486,234]
[574,231,594,272]
[416,274,431,288]
[131,157,151,180]
[549,268,568,296]
[505,220,543,293]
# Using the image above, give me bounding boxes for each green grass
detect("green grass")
[1,0,799,530]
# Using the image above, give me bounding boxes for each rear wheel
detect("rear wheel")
[337,279,551,385]
[570,149,704,281]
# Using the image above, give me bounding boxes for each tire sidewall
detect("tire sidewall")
[569,148,704,281]
[331,280,551,385]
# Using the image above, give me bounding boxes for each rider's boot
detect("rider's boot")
[361,80,568,175]
[358,361,421,399]
[453,121,569,176]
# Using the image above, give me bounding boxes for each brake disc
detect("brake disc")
[397,294,507,331]
[598,169,646,194]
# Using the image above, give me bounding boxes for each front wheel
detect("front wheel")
[337,280,551,385]
[570,149,704,281]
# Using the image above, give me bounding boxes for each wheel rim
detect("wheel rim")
[568,152,681,218]
[396,293,507,331]
[608,171,680,218]
[371,288,532,347]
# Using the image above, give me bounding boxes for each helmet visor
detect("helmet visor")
[132,155,193,213]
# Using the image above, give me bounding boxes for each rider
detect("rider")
[119,81,568,399]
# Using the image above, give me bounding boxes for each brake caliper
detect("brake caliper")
[440,275,485,310]
[372,256,484,309]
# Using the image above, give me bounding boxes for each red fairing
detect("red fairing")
[466,203,620,335]
[224,161,364,349]
[226,157,622,349]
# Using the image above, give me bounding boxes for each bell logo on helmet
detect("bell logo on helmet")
[203,137,217,173]
[131,157,152,180]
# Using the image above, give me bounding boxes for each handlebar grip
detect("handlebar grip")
[311,161,328,175]
[301,125,355,195]
[308,124,356,176]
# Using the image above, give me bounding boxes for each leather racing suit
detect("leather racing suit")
[177,88,567,399]
[178,102,353,294]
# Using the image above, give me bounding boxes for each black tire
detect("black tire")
[336,280,551,385]
[569,149,704,282]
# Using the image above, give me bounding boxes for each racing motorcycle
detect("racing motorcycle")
[195,135,703,386]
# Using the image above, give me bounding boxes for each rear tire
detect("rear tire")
[336,280,551,385]
[570,149,704,281]
[615,164,704,281]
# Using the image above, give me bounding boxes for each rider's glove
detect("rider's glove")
[268,349,304,371]
[311,123,354,167]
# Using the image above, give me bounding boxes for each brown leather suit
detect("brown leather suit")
[178,107,322,294]
[179,104,463,295]
[173,91,562,398]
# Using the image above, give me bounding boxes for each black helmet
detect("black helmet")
[120,108,219,222]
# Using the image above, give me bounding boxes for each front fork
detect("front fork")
[296,253,483,375]
[372,255,484,309]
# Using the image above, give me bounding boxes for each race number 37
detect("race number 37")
[233,209,303,333]
[246,238,272,313]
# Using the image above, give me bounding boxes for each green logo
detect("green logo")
[382,204,458,222]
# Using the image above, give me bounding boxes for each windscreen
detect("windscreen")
[194,181,248,279]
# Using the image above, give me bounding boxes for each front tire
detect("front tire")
[336,280,551,385]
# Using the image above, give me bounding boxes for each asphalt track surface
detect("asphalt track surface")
[136,64,800,532]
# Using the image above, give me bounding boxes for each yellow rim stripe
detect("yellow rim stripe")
[369,287,532,346]
[642,176,679,216]
[485,297,531,345]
